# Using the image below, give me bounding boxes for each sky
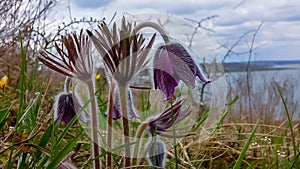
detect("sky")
[52,0,300,62]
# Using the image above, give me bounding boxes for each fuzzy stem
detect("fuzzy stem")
[170,98,179,169]
[64,77,71,93]
[132,21,170,44]
[139,136,154,166]
[107,81,115,168]
[118,84,131,167]
[87,79,101,169]
[133,122,148,165]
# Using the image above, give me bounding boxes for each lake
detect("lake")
[224,61,300,120]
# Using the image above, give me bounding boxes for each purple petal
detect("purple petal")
[128,90,140,118]
[105,92,122,120]
[153,46,174,75]
[159,44,195,88]
[55,93,77,126]
[150,98,183,130]
[147,97,191,136]
[153,43,210,100]
[166,43,211,84]
[195,66,211,83]
[105,105,122,120]
[112,106,122,120]
[154,69,178,101]
[105,88,139,120]
[147,139,166,168]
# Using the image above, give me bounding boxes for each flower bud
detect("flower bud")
[147,139,166,168]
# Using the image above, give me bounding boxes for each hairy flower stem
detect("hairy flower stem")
[138,138,153,166]
[87,79,101,169]
[64,77,71,93]
[118,84,131,167]
[107,81,115,167]
[133,122,148,165]
[170,98,178,169]
[133,21,170,44]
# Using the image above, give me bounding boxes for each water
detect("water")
[225,63,300,120]
[131,61,300,120]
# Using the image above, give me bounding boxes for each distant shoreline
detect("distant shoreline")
[222,60,300,72]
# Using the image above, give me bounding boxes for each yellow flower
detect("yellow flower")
[0,75,8,90]
[96,74,101,80]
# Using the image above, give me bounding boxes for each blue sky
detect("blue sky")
[53,0,300,62]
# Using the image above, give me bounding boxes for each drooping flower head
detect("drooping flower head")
[154,43,211,100]
[147,97,192,138]
[138,97,191,167]
[147,138,166,169]
[39,30,95,82]
[54,91,87,126]
[53,77,87,126]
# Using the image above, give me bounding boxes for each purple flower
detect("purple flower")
[147,97,191,138]
[147,139,166,168]
[105,88,140,120]
[54,92,87,126]
[154,43,211,100]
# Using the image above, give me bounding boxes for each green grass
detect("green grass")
[233,120,260,169]
[0,42,299,169]
[7,32,27,169]
[276,83,300,169]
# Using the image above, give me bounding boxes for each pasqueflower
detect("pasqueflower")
[54,91,87,126]
[147,97,191,138]
[153,43,211,100]
[147,138,166,168]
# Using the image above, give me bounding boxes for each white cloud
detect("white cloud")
[51,0,300,61]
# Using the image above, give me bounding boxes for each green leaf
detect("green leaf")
[38,156,49,169]
[40,123,53,148]
[34,123,54,167]
[92,141,137,161]
[276,83,298,158]
[0,108,9,131]
[291,152,300,168]
[216,96,239,129]
[19,93,41,133]
[233,120,260,169]
[46,130,82,169]
[191,109,209,132]
[246,161,259,169]
[17,152,28,169]
[8,31,27,169]
[18,30,27,125]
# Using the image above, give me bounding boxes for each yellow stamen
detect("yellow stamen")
[96,74,101,80]
[0,75,8,90]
